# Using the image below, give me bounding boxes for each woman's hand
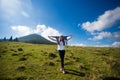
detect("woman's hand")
[67,35,72,41]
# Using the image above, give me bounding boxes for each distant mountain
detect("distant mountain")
[18,34,55,44]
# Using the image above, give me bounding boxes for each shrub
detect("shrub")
[22,53,32,57]
[10,49,14,51]
[49,62,55,66]
[43,51,48,54]
[65,61,73,65]
[102,77,120,80]
[1,50,7,53]
[4,47,7,49]
[18,48,23,51]
[111,61,120,74]
[15,76,27,80]
[48,53,57,59]
[19,57,27,61]
[31,49,34,51]
[12,53,18,56]
[77,63,85,69]
[10,49,17,52]
[17,65,26,71]
[73,57,80,62]
[44,61,55,66]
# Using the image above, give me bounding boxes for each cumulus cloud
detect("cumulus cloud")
[94,42,120,48]
[89,31,120,41]
[113,31,120,39]
[11,25,33,36]
[112,42,120,47]
[41,27,61,39]
[33,25,47,33]
[89,32,112,40]
[70,43,86,46]
[70,42,120,48]
[82,7,120,32]
[33,24,61,40]
[93,45,110,47]
[11,24,61,40]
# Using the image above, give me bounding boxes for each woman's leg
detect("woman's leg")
[58,50,65,68]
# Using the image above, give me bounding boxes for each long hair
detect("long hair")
[57,37,65,46]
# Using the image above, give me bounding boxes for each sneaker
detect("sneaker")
[62,70,66,74]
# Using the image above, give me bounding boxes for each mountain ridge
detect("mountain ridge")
[18,34,55,44]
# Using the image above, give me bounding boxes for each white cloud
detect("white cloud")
[70,43,86,46]
[89,32,112,40]
[0,0,21,19]
[78,23,81,27]
[112,42,120,47]
[41,27,61,40]
[70,42,120,48]
[0,0,31,21]
[33,24,61,40]
[82,7,120,32]
[11,25,33,37]
[11,24,61,40]
[21,11,29,18]
[33,25,47,33]
[93,45,110,47]
[113,31,120,39]
[89,31,120,41]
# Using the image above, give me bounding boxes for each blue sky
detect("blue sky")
[0,0,120,47]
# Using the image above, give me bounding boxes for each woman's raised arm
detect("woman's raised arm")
[48,36,57,41]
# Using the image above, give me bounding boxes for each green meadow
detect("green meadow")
[0,42,120,80]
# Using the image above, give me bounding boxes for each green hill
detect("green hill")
[18,34,55,44]
[0,42,120,80]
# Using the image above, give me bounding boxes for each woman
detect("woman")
[48,35,72,74]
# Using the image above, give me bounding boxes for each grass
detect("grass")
[0,42,120,80]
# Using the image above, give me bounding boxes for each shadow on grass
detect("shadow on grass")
[102,77,120,80]
[66,69,85,77]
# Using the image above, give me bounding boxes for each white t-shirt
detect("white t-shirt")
[57,41,65,50]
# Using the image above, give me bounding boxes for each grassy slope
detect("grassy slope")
[0,42,120,80]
